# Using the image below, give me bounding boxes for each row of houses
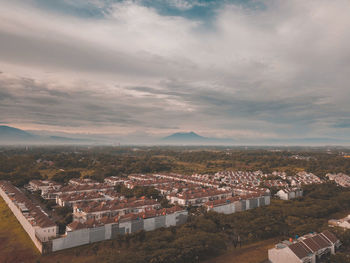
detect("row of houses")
[205,193,270,214]
[0,180,58,253]
[290,172,323,186]
[268,231,341,263]
[73,198,161,222]
[43,183,115,200]
[56,190,122,207]
[53,206,188,252]
[276,188,303,200]
[1,180,188,254]
[28,180,62,193]
[215,170,262,186]
[326,173,350,187]
[166,188,232,206]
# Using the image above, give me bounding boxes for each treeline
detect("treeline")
[1,147,350,187]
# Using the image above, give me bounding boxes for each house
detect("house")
[205,193,270,214]
[104,176,127,186]
[28,180,62,194]
[268,231,341,263]
[329,214,350,229]
[68,178,97,186]
[276,188,303,200]
[43,183,114,200]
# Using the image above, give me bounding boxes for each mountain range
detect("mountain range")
[0,125,93,145]
[0,125,349,146]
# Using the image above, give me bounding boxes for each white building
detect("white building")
[276,188,303,200]
[329,214,350,229]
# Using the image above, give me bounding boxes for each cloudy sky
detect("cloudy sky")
[1,0,350,142]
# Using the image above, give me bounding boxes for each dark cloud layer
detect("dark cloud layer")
[0,0,350,141]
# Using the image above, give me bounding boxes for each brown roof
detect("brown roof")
[289,242,312,259]
[67,221,86,231]
[0,181,56,228]
[312,234,331,248]
[301,237,322,252]
[321,230,338,244]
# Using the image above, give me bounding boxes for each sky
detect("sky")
[0,0,350,142]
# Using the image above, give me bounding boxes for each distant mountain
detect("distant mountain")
[161,132,235,145]
[163,132,206,142]
[0,125,94,145]
[0,125,36,142]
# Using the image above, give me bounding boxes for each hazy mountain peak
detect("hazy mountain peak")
[163,132,205,141]
[0,125,34,138]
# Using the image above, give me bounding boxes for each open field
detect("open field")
[203,238,279,263]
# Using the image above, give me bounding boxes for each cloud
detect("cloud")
[0,0,350,141]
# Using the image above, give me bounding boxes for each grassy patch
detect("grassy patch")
[202,238,278,263]
[0,196,40,263]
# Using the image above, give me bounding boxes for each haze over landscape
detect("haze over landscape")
[1,0,350,145]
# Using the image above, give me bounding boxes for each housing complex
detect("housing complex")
[1,168,342,255]
[326,173,350,187]
[0,179,187,254]
[290,172,323,186]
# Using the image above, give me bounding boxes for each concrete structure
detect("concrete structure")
[268,231,341,263]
